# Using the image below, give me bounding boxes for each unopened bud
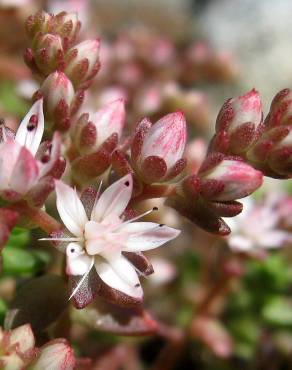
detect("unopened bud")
[131,112,187,183]
[200,159,263,201]
[30,339,76,370]
[39,71,75,130]
[33,33,64,76]
[65,39,100,89]
[213,89,263,154]
[25,11,53,39]
[73,99,125,155]
[54,11,81,47]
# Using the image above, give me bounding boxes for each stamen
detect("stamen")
[113,207,159,231]
[68,258,94,301]
[39,237,82,242]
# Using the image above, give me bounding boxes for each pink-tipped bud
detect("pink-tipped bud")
[131,112,187,183]
[54,11,81,46]
[25,11,53,39]
[200,159,263,201]
[9,324,35,354]
[213,89,263,154]
[33,33,64,75]
[30,339,76,370]
[40,71,74,130]
[72,99,125,156]
[264,88,292,127]
[65,39,100,89]
[90,99,125,146]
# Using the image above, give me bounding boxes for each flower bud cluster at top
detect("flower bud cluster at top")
[24,11,100,132]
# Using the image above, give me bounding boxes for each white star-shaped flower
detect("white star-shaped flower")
[46,174,180,301]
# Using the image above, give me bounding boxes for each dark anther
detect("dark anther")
[125,181,130,186]
[153,206,158,211]
[159,224,164,227]
[27,114,38,131]
[70,248,75,253]
[135,283,140,287]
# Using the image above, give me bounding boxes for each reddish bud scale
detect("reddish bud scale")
[71,133,118,187]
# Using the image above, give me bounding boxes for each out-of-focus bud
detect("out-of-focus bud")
[65,39,100,89]
[54,11,81,47]
[199,158,263,202]
[210,89,263,155]
[191,317,233,358]
[38,71,75,131]
[0,325,77,370]
[185,139,207,174]
[25,11,53,39]
[32,33,64,76]
[264,88,292,128]
[25,11,81,48]
[72,99,125,155]
[246,89,292,178]
[131,112,187,183]
[182,41,238,84]
[30,339,76,370]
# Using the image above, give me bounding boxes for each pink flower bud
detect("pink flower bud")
[265,88,292,127]
[54,11,81,46]
[131,112,187,183]
[40,71,74,127]
[214,89,263,154]
[200,159,263,201]
[72,99,125,155]
[25,11,53,39]
[29,339,76,370]
[33,33,64,75]
[65,39,100,89]
[9,324,35,354]
[90,99,125,146]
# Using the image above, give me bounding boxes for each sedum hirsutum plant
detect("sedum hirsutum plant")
[0,5,292,370]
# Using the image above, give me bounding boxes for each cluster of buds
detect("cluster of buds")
[0,324,76,369]
[246,89,292,178]
[166,152,263,235]
[24,11,100,132]
[209,88,292,179]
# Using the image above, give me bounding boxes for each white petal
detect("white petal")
[95,259,143,299]
[55,180,88,237]
[256,231,292,249]
[228,235,253,252]
[107,254,141,287]
[38,132,61,178]
[122,222,180,252]
[0,140,21,190]
[91,174,133,222]
[10,146,39,194]
[66,243,92,276]
[15,99,44,156]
